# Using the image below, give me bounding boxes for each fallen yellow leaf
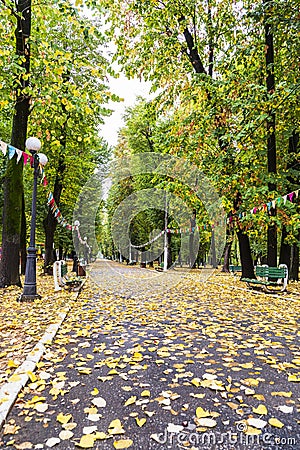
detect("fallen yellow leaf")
[108,419,125,435]
[141,390,150,397]
[7,360,18,368]
[196,407,211,418]
[124,396,136,406]
[245,426,262,435]
[113,439,133,449]
[76,434,95,448]
[271,391,292,398]
[57,413,72,424]
[268,418,284,428]
[288,374,300,382]
[135,417,146,427]
[90,388,99,396]
[253,404,268,415]
[195,418,217,428]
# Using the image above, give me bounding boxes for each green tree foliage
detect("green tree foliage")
[0,0,113,283]
[97,0,299,268]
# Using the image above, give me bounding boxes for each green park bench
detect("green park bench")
[53,260,84,292]
[61,262,68,278]
[241,264,288,292]
[229,265,242,275]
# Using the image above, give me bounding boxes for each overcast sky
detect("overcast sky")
[99,75,152,147]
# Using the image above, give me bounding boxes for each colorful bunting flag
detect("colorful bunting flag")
[0,140,7,155]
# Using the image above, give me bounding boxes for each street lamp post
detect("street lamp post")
[20,137,48,302]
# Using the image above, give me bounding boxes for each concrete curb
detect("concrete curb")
[0,285,84,430]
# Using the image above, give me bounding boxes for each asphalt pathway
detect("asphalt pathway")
[0,261,299,450]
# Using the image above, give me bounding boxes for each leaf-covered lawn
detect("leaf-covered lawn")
[0,262,299,449]
[0,264,78,388]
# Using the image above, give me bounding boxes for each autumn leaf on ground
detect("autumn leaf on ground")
[245,426,262,435]
[195,418,217,428]
[113,439,133,449]
[269,418,284,428]
[253,404,268,415]
[90,388,99,396]
[271,391,292,397]
[92,397,106,408]
[124,396,137,406]
[135,417,146,427]
[288,374,300,382]
[76,434,95,448]
[59,430,74,440]
[108,419,125,435]
[247,418,267,429]
[141,390,150,397]
[45,437,61,447]
[196,407,211,418]
[57,413,72,424]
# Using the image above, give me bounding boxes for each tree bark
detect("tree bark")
[290,239,299,281]
[182,24,206,75]
[43,172,64,273]
[234,192,256,278]
[0,0,31,287]
[211,229,217,268]
[279,226,290,268]
[264,0,277,266]
[279,131,299,276]
[221,240,232,272]
[167,231,172,268]
[237,230,256,279]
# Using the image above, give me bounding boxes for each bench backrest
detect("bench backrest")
[256,265,287,279]
[229,265,242,271]
[61,263,68,277]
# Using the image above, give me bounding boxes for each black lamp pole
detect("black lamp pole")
[19,135,50,301]
[20,150,40,301]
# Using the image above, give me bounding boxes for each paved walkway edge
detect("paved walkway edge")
[0,285,84,430]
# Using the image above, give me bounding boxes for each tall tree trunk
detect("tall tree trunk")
[279,226,290,268]
[234,192,256,279]
[279,131,299,277]
[180,10,255,271]
[290,238,299,281]
[43,165,65,274]
[237,230,256,279]
[264,0,277,266]
[211,229,217,268]
[0,0,31,287]
[167,231,172,268]
[207,0,214,78]
[221,222,234,272]
[43,71,70,274]
[221,240,232,272]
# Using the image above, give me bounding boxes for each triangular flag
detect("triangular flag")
[283,195,287,204]
[23,152,30,165]
[0,140,7,155]
[16,149,23,163]
[272,200,276,209]
[295,190,299,199]
[43,177,48,186]
[8,145,16,159]
[288,192,294,202]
